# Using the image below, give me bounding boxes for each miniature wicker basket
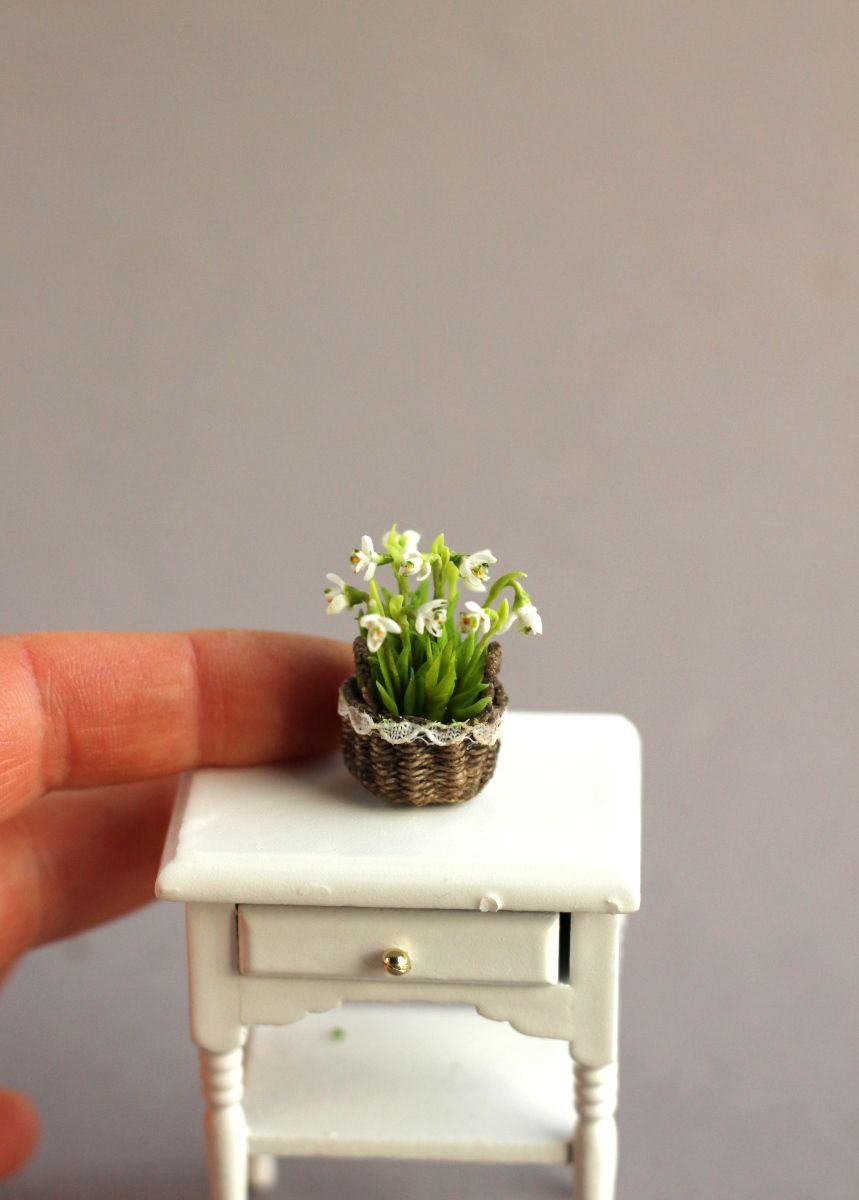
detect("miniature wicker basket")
[339,637,507,806]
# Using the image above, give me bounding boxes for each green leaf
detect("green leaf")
[425,650,442,692]
[397,643,410,683]
[375,681,399,716]
[383,641,402,692]
[450,681,489,713]
[424,662,455,715]
[437,659,457,700]
[403,672,417,715]
[427,660,457,721]
[439,638,455,678]
[450,655,489,709]
[377,650,396,701]
[382,523,400,554]
[457,631,475,672]
[451,695,493,721]
[452,647,486,700]
[446,609,459,638]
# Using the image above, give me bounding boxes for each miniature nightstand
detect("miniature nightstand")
[156,711,641,1200]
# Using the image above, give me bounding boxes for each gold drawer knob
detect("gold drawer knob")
[382,948,411,976]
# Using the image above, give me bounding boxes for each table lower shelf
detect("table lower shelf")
[244,1002,573,1165]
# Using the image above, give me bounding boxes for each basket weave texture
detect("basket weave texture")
[340,637,507,806]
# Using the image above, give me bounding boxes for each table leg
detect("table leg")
[248,1153,278,1193]
[200,1046,248,1200]
[573,1060,618,1200]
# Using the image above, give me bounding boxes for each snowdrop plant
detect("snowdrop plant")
[325,525,541,723]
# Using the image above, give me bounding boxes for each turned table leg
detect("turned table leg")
[573,1060,618,1200]
[248,1153,278,1193]
[200,1047,248,1200]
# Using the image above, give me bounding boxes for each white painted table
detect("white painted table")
[156,711,641,1200]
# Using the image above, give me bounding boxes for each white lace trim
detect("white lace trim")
[338,688,504,746]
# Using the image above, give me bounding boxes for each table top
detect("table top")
[156,711,641,914]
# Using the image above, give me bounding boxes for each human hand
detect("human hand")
[0,629,352,1180]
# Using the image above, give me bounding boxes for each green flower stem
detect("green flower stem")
[383,640,401,693]
[444,562,459,634]
[368,578,385,615]
[473,615,499,657]
[477,635,493,659]
[432,560,442,599]
[400,609,412,654]
[434,547,451,601]
[484,571,527,610]
[391,576,415,652]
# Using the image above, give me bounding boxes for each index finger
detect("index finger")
[0,630,353,823]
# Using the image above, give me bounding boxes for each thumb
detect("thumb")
[0,1091,39,1179]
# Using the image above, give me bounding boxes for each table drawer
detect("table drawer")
[237,905,559,985]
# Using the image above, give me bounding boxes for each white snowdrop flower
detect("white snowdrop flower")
[323,573,349,615]
[402,530,421,552]
[401,552,431,581]
[458,601,491,636]
[351,534,382,580]
[459,549,497,593]
[415,599,448,637]
[514,602,543,635]
[359,613,401,653]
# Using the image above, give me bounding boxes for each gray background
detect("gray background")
[2,3,857,1197]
